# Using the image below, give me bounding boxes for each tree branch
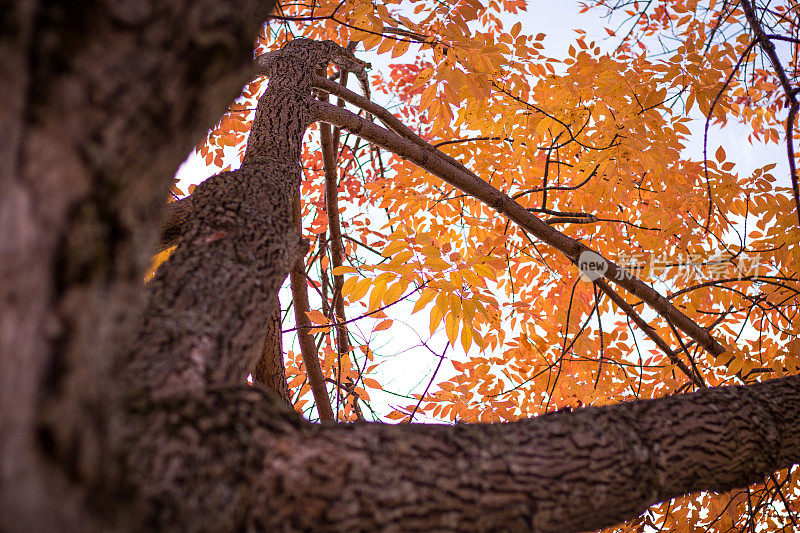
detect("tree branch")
[319,100,352,415]
[126,373,800,531]
[740,0,800,226]
[290,191,335,422]
[310,100,726,357]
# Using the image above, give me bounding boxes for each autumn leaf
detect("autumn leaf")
[305,310,329,325]
[373,319,392,331]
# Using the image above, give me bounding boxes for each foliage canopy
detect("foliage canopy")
[155,0,800,530]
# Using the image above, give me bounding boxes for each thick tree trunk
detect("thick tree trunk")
[0,1,275,529]
[2,4,799,533]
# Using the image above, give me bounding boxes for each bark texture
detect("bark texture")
[1,0,275,529]
[124,374,800,532]
[2,4,800,533]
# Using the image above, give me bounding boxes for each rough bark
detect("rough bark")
[124,374,800,532]
[159,188,293,406]
[0,0,275,529]
[3,5,800,533]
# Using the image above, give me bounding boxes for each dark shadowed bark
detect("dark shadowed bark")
[2,4,799,533]
[0,0,275,529]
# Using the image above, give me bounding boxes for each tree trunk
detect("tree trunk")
[0,1,275,529]
[2,5,799,533]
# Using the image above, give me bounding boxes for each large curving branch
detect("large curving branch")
[309,99,726,358]
[125,372,800,531]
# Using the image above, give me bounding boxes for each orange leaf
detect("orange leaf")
[374,319,393,331]
[363,378,382,389]
[305,310,329,325]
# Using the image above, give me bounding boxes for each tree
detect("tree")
[1,1,798,532]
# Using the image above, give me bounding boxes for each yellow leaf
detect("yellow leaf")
[471,328,485,350]
[420,245,440,258]
[377,37,394,55]
[448,294,462,319]
[425,257,449,271]
[390,250,414,265]
[144,246,176,282]
[472,263,496,280]
[332,265,356,275]
[340,276,358,298]
[445,312,459,345]
[363,378,382,389]
[412,288,438,314]
[391,39,410,58]
[429,304,443,335]
[435,292,449,315]
[384,282,404,303]
[460,325,473,353]
[362,33,382,51]
[368,278,388,311]
[382,240,406,256]
[349,278,372,301]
